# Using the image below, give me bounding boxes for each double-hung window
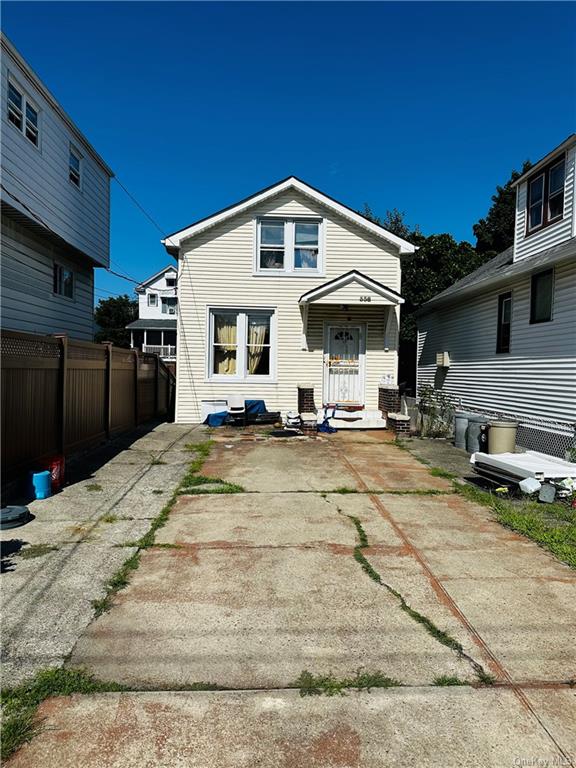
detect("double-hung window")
[161,297,178,315]
[526,155,565,233]
[530,269,554,324]
[147,293,158,307]
[257,219,322,274]
[7,80,39,147]
[53,263,74,299]
[69,147,82,188]
[210,309,274,379]
[496,292,512,353]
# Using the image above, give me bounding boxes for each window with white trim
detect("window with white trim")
[69,146,82,187]
[147,293,158,307]
[209,309,274,379]
[7,80,39,146]
[53,263,74,299]
[257,219,322,273]
[161,297,178,315]
[165,276,176,287]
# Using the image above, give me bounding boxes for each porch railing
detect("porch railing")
[142,344,176,358]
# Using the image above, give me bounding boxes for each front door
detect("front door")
[324,325,364,406]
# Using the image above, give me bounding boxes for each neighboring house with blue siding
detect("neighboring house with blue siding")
[416,135,576,455]
[0,34,113,340]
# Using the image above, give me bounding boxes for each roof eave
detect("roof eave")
[511,134,576,189]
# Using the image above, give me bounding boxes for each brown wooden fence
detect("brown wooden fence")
[1,329,175,486]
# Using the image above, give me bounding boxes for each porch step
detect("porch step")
[317,408,387,430]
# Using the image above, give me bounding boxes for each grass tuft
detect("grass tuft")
[333,487,359,494]
[92,551,141,616]
[86,483,102,492]
[152,489,164,495]
[433,675,468,686]
[429,467,457,480]
[475,668,496,685]
[18,544,58,560]
[295,669,400,697]
[101,514,118,524]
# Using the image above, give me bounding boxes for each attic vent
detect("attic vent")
[436,352,450,368]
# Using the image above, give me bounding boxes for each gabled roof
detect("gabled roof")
[299,270,404,305]
[135,264,177,293]
[511,134,576,188]
[417,236,576,315]
[162,177,417,255]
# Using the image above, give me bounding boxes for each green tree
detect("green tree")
[94,295,138,348]
[473,160,532,256]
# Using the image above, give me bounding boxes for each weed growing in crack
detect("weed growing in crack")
[86,483,102,492]
[101,514,118,524]
[475,669,496,685]
[353,547,381,583]
[295,669,400,697]
[92,551,141,616]
[333,487,359,494]
[429,467,457,479]
[150,457,167,466]
[152,489,164,495]
[433,675,468,686]
[18,545,59,560]
[347,515,369,548]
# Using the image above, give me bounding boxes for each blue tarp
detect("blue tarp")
[204,399,267,428]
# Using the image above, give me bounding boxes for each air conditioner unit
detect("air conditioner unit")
[436,351,451,368]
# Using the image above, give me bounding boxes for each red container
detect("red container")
[49,456,65,493]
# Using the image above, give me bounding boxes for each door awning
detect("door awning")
[298,270,404,306]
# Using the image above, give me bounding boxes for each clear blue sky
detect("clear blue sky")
[3,1,575,303]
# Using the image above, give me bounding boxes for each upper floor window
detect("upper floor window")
[496,292,511,353]
[530,268,554,324]
[147,293,158,307]
[53,263,74,299]
[527,156,565,234]
[69,147,82,188]
[161,297,177,315]
[257,218,322,274]
[7,80,39,147]
[165,276,176,287]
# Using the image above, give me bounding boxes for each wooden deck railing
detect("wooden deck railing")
[1,330,176,486]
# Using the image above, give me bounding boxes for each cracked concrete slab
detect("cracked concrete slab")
[8,688,570,768]
[69,544,473,688]
[156,492,401,549]
[201,440,361,492]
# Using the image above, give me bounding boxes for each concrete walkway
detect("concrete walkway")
[6,429,576,766]
[1,422,202,685]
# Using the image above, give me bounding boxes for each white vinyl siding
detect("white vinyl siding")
[514,145,576,261]
[416,260,576,423]
[138,269,178,319]
[1,45,111,266]
[175,189,401,422]
[1,216,95,339]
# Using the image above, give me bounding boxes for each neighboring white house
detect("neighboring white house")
[0,34,113,339]
[126,265,178,362]
[417,135,576,456]
[161,176,416,424]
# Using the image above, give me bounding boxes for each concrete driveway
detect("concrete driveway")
[9,429,576,767]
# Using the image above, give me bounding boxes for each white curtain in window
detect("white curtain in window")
[214,315,237,374]
[247,318,268,373]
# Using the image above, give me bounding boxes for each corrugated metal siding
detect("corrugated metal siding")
[176,190,401,422]
[514,146,576,261]
[0,49,110,266]
[1,215,95,339]
[416,260,576,423]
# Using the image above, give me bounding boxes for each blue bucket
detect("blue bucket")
[31,470,52,500]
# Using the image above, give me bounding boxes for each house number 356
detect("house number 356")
[359,296,371,302]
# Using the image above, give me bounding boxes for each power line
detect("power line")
[113,176,177,248]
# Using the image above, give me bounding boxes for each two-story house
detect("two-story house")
[162,176,416,424]
[416,135,576,455]
[126,265,178,362]
[1,34,113,340]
